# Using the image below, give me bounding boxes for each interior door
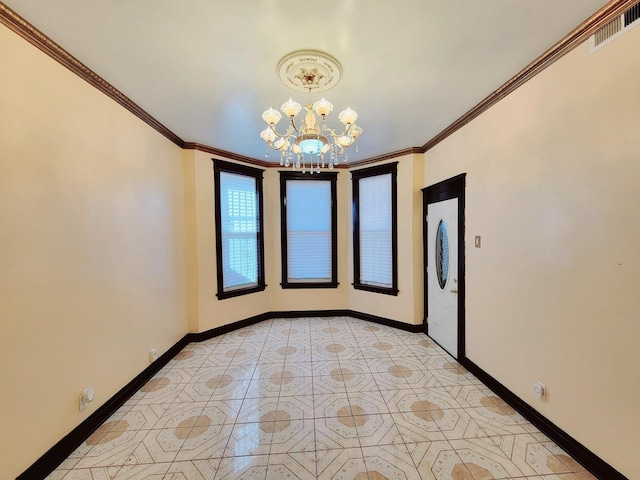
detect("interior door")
[427,198,459,357]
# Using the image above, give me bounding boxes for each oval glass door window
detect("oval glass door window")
[435,219,449,289]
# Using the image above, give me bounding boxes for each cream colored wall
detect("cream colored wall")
[348,155,425,325]
[184,151,270,332]
[425,27,640,478]
[0,24,188,480]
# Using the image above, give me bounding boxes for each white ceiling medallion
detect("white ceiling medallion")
[277,49,343,93]
[261,50,361,173]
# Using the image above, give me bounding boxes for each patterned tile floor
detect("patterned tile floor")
[47,317,597,479]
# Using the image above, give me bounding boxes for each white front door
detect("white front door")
[427,198,459,358]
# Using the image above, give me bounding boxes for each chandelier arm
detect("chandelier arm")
[267,123,293,138]
[289,116,300,133]
[343,123,355,136]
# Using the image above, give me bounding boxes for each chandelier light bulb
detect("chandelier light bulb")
[337,135,352,147]
[272,137,287,150]
[260,128,276,142]
[338,107,358,125]
[262,107,282,125]
[313,97,334,117]
[281,98,302,117]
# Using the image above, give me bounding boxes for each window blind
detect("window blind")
[358,173,392,287]
[219,171,259,291]
[286,179,332,282]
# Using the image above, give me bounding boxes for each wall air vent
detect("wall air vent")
[590,1,640,53]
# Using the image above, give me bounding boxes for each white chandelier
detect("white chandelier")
[260,50,362,173]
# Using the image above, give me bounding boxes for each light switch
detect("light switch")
[475,236,481,248]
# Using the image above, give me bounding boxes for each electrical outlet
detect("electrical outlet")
[79,388,95,411]
[533,381,546,399]
[149,348,158,363]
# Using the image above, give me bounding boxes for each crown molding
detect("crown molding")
[0,2,185,148]
[422,0,638,152]
[3,1,635,167]
[183,142,271,168]
[347,147,423,169]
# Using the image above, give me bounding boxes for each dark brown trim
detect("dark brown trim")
[16,335,190,480]
[423,174,466,359]
[213,159,266,300]
[351,162,399,296]
[0,2,184,148]
[279,172,339,289]
[421,0,638,152]
[460,358,628,480]
[346,147,422,169]
[184,143,270,168]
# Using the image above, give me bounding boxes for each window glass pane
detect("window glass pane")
[220,171,258,291]
[286,180,332,282]
[359,173,392,287]
[435,219,449,289]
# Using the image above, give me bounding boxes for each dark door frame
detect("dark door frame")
[422,173,466,359]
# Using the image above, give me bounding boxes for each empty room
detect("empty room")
[1,1,638,479]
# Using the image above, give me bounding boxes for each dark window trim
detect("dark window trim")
[213,159,266,300]
[351,162,399,296]
[280,171,339,289]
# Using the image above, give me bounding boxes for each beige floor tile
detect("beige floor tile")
[164,459,221,479]
[408,439,469,480]
[266,452,317,479]
[224,422,272,457]
[361,444,419,479]
[353,413,404,447]
[316,448,368,480]
[313,393,351,419]
[111,462,171,479]
[51,466,121,479]
[174,422,233,461]
[267,418,316,455]
[52,317,597,480]
[235,396,279,424]
[277,374,314,397]
[75,430,149,469]
[312,374,348,395]
[216,454,269,480]
[277,395,315,420]
[346,390,390,415]
[314,416,361,450]
[392,411,447,443]
[152,402,206,430]
[448,437,526,479]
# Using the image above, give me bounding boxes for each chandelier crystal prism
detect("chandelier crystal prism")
[260,50,362,173]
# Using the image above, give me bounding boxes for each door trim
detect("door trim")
[422,173,466,359]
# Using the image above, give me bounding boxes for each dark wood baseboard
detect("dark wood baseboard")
[18,309,422,479]
[459,357,628,480]
[22,311,626,480]
[16,336,190,480]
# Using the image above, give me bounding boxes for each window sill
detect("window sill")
[352,283,399,296]
[216,284,266,300]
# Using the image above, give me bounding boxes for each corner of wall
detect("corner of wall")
[182,150,200,333]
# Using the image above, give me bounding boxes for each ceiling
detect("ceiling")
[4,0,606,163]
